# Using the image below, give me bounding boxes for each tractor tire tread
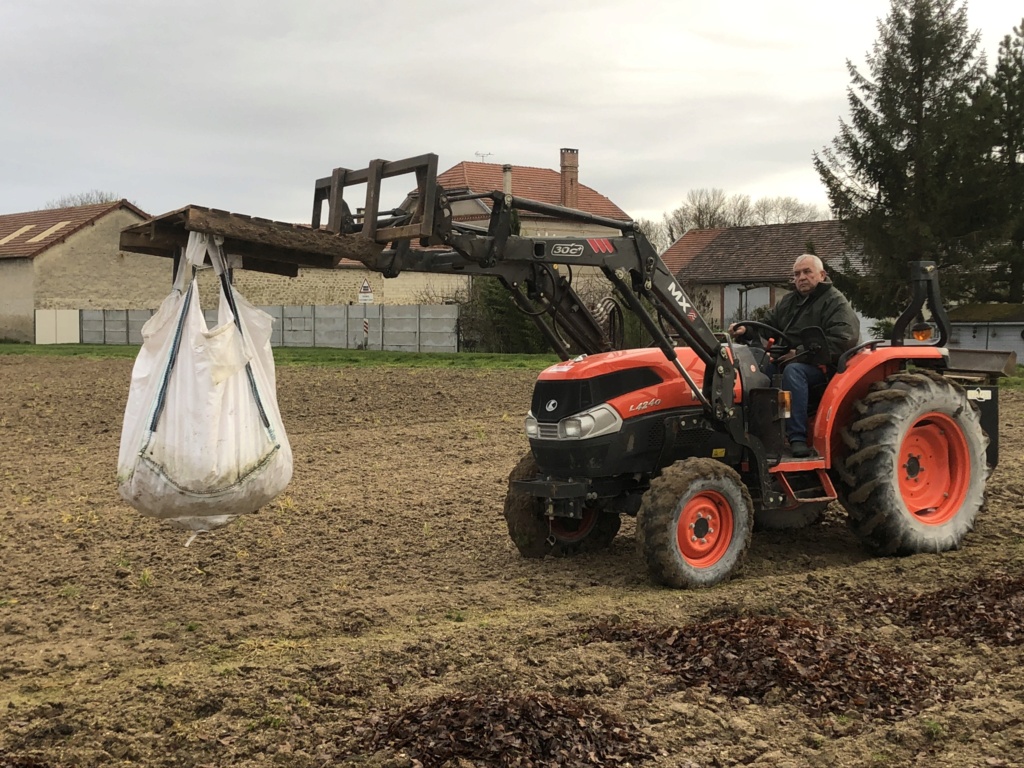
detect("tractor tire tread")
[503,453,621,558]
[637,458,753,588]
[838,372,987,556]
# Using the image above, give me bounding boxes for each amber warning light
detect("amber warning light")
[778,390,792,419]
[912,322,934,342]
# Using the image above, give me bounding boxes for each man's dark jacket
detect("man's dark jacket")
[757,281,860,368]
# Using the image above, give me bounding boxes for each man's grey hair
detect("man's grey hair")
[793,253,824,272]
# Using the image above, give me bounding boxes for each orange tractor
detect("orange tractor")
[120,154,1013,588]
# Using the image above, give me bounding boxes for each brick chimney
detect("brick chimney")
[502,164,513,196]
[560,148,578,208]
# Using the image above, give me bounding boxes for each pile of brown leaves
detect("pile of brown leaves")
[853,572,1024,646]
[589,616,940,720]
[357,691,655,767]
[0,758,53,768]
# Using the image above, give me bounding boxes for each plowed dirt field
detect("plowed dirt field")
[1,356,1023,767]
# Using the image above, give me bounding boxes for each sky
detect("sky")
[1,1,1020,225]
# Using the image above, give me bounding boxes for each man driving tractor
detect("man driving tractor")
[729,253,860,457]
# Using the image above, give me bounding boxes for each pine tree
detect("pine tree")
[813,0,991,318]
[982,20,1024,302]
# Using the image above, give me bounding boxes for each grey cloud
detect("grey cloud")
[0,1,1010,224]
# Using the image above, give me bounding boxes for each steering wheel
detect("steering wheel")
[732,320,797,357]
[732,321,831,369]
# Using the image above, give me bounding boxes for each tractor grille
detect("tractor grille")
[537,423,559,439]
[529,410,701,478]
[674,428,717,450]
[647,421,665,452]
[532,443,611,473]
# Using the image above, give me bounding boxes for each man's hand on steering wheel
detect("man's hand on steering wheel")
[730,320,831,372]
[727,322,751,340]
[730,320,795,350]
[729,319,801,373]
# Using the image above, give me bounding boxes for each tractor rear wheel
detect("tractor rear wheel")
[838,372,988,555]
[636,458,753,588]
[503,453,621,558]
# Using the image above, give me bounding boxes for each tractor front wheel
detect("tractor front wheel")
[838,372,988,555]
[636,458,753,588]
[503,453,621,558]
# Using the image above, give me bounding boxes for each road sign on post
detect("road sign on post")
[358,278,374,304]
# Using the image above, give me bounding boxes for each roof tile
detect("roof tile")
[662,228,722,274]
[437,161,629,221]
[665,220,857,283]
[0,200,149,260]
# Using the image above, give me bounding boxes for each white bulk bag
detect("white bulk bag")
[117,232,292,534]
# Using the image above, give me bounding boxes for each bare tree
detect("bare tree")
[752,195,827,224]
[633,217,670,253]
[688,188,729,229]
[665,189,828,243]
[44,190,123,209]
[751,197,777,225]
[663,188,729,240]
[723,193,755,227]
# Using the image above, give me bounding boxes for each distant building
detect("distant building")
[947,303,1024,361]
[429,147,628,235]
[663,219,873,337]
[0,200,155,342]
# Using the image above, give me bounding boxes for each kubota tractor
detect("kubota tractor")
[119,153,1013,588]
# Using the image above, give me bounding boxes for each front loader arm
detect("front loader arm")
[381,190,722,360]
[119,152,736,412]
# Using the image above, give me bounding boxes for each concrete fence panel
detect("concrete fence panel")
[128,310,153,345]
[417,305,459,352]
[382,305,420,352]
[312,305,348,348]
[260,306,284,347]
[103,310,129,345]
[81,310,105,344]
[35,310,81,344]
[347,304,382,350]
[65,303,459,353]
[282,305,314,347]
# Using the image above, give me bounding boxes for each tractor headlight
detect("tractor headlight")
[524,404,622,441]
[558,404,621,440]
[561,417,585,438]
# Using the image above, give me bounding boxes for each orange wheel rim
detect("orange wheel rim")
[898,412,970,525]
[676,491,734,567]
[549,507,597,543]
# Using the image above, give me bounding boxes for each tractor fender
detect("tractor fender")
[811,346,946,465]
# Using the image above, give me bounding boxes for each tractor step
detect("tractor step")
[771,467,838,507]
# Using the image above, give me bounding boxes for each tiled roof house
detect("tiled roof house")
[662,219,863,329]
[0,200,160,342]
[433,148,629,231]
[0,201,147,260]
